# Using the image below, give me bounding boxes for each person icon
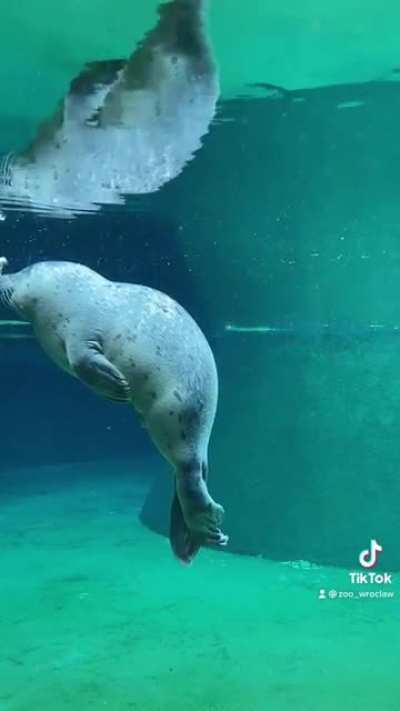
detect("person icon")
[319,589,327,600]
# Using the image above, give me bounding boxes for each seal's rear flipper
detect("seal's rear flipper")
[100,0,217,129]
[170,489,201,565]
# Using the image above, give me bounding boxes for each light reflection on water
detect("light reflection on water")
[0,0,218,218]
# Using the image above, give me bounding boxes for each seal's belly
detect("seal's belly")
[103,319,217,421]
[34,319,71,375]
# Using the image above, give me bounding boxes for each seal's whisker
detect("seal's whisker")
[0,286,13,309]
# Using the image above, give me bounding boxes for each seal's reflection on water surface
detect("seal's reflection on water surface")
[0,0,218,217]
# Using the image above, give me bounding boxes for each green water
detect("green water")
[2,461,398,711]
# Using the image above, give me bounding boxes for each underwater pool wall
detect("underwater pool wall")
[141,80,400,569]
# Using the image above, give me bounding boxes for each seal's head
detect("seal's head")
[0,257,39,319]
[0,258,93,320]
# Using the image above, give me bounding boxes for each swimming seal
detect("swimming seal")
[0,257,228,563]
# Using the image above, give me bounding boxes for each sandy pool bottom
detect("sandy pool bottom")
[0,459,399,711]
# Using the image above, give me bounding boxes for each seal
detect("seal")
[0,257,228,563]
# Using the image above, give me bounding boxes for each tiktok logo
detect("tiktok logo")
[359,539,383,569]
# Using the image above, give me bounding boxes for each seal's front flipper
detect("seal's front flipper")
[69,59,126,98]
[170,488,201,565]
[67,341,131,403]
[69,59,127,128]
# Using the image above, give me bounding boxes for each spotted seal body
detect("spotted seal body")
[0,258,228,562]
